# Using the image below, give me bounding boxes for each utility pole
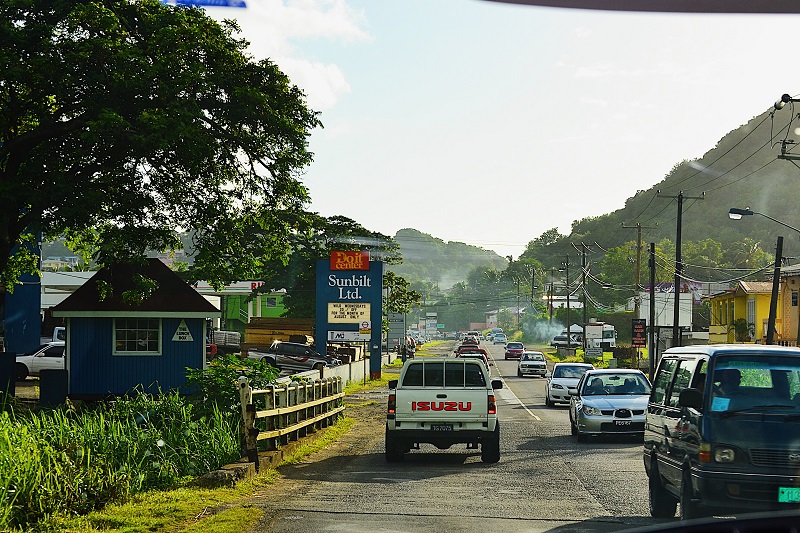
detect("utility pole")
[621,223,657,320]
[649,242,656,382]
[580,243,588,353]
[657,190,704,348]
[549,267,555,322]
[767,236,784,345]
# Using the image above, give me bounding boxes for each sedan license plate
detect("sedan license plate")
[431,424,453,431]
[779,487,800,503]
[614,420,632,426]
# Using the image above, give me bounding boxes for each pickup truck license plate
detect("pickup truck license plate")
[431,424,453,431]
[779,487,800,503]
[614,420,632,426]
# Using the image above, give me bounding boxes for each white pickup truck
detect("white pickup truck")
[385,357,503,463]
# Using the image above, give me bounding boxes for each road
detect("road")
[248,341,676,532]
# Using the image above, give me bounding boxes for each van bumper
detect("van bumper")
[695,469,800,513]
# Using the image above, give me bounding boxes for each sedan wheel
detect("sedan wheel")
[545,395,553,407]
[15,363,28,381]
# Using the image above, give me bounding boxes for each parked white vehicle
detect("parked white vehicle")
[16,341,65,380]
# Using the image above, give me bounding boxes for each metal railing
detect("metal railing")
[238,376,345,468]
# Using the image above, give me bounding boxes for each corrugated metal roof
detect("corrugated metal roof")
[737,281,773,294]
[52,258,220,315]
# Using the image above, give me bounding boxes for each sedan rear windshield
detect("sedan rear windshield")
[553,365,591,378]
[507,343,523,349]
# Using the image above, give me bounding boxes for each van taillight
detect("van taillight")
[488,394,496,415]
[387,393,396,419]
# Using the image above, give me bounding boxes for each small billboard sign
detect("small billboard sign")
[330,251,369,271]
[632,318,647,347]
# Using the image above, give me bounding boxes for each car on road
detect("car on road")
[504,341,524,360]
[16,341,66,380]
[569,368,651,442]
[454,345,488,357]
[545,362,593,406]
[492,333,507,344]
[456,351,490,368]
[517,351,547,377]
[247,341,341,372]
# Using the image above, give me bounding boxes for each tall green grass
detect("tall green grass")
[0,392,240,531]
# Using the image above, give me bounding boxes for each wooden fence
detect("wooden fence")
[238,376,345,468]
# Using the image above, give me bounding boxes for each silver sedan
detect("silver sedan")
[569,368,651,442]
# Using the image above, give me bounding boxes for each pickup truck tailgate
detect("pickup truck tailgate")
[395,389,489,423]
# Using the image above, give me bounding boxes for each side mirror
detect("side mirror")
[491,379,503,390]
[569,390,578,396]
[678,387,703,410]
[388,379,398,390]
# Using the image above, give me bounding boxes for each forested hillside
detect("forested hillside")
[387,228,507,288]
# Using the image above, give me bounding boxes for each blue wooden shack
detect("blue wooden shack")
[52,259,220,399]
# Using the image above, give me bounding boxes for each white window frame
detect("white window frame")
[113,317,162,356]
[747,298,756,338]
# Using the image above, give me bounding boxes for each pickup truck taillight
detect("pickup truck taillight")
[488,394,496,415]
[387,393,396,419]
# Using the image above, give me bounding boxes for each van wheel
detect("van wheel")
[680,469,703,520]
[648,463,677,518]
[481,421,501,463]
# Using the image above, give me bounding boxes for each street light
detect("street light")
[728,206,799,345]
[728,207,800,233]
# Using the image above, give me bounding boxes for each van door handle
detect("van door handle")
[437,394,447,398]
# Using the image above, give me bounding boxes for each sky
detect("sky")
[202,0,800,259]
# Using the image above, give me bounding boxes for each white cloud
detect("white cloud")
[276,57,351,111]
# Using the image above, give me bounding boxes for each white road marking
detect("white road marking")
[496,380,541,421]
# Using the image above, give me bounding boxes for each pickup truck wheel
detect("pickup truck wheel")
[384,427,405,462]
[15,363,28,381]
[481,421,501,464]
[648,462,678,518]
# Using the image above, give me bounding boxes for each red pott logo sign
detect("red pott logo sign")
[330,251,370,271]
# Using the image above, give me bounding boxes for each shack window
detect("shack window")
[114,318,161,356]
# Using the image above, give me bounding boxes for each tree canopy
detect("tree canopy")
[0,0,321,289]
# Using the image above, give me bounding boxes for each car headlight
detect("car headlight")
[714,447,736,463]
[582,405,602,416]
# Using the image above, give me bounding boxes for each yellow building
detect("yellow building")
[779,264,800,346]
[707,281,775,344]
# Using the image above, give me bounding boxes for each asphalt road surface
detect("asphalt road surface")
[248,340,677,532]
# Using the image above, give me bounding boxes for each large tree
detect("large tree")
[0,0,320,290]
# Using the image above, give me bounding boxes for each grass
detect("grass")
[31,412,359,533]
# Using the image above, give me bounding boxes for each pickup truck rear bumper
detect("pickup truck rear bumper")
[387,426,493,448]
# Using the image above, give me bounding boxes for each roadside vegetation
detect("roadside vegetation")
[2,356,392,532]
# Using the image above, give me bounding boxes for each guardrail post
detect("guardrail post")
[238,376,259,467]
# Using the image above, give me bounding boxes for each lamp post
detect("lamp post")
[728,207,799,345]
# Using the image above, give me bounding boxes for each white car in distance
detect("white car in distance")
[545,362,594,407]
